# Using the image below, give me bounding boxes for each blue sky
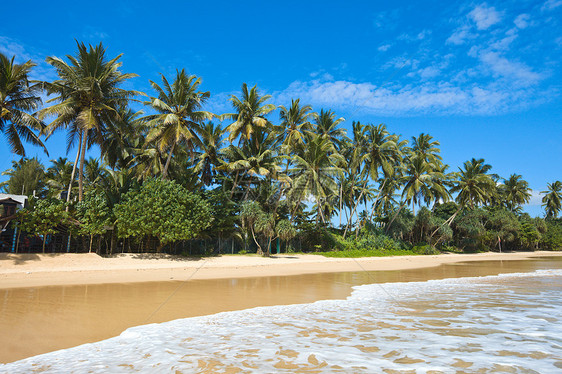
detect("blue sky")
[1,0,561,216]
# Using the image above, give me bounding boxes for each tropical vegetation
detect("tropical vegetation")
[1,41,560,255]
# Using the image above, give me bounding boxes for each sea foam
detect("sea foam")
[2,269,562,373]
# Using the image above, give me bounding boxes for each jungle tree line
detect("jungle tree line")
[1,42,561,255]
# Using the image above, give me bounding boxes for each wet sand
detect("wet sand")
[1,251,561,289]
[1,255,561,364]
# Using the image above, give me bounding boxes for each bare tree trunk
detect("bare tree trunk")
[343,179,368,239]
[162,141,176,180]
[66,133,82,210]
[250,226,262,255]
[42,235,46,254]
[78,128,89,202]
[368,179,387,222]
[385,203,406,234]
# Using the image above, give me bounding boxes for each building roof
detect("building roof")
[0,194,27,206]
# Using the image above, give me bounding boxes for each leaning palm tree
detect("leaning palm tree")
[0,52,46,156]
[144,69,214,179]
[499,174,531,212]
[224,83,276,148]
[40,41,139,201]
[542,181,562,219]
[429,157,497,240]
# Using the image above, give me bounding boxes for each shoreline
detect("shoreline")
[1,251,561,289]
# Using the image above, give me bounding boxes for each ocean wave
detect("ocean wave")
[3,269,562,373]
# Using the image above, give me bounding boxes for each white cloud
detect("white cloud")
[0,37,56,82]
[541,0,562,11]
[378,44,392,52]
[271,78,545,117]
[478,51,542,86]
[469,4,501,30]
[447,26,476,45]
[526,190,544,206]
[514,14,531,29]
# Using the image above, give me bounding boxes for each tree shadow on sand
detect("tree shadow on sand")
[0,253,68,265]
[103,253,205,262]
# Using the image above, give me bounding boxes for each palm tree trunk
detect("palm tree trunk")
[162,141,176,180]
[385,202,406,234]
[429,205,463,245]
[343,178,369,239]
[229,171,240,199]
[250,225,262,255]
[66,132,82,209]
[368,179,387,221]
[78,128,89,202]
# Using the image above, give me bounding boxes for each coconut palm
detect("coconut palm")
[45,157,74,199]
[40,41,139,201]
[224,83,276,148]
[289,134,345,225]
[410,133,442,167]
[0,52,46,156]
[143,69,213,179]
[451,158,495,209]
[311,109,346,149]
[275,98,313,153]
[219,131,281,200]
[194,122,225,186]
[102,108,146,170]
[401,155,448,214]
[0,157,46,197]
[541,181,562,219]
[499,174,531,212]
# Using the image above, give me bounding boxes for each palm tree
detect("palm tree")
[40,41,139,201]
[219,131,281,200]
[0,52,46,156]
[429,157,497,240]
[276,98,312,153]
[289,134,345,225]
[401,155,448,214]
[499,174,531,212]
[45,157,74,199]
[542,181,562,219]
[451,158,495,209]
[102,108,146,170]
[0,157,46,197]
[144,69,213,179]
[311,109,346,149]
[194,122,225,186]
[224,83,276,148]
[410,133,442,167]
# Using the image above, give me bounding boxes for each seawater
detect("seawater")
[2,269,562,373]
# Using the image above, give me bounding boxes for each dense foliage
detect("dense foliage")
[1,42,560,255]
[114,178,212,252]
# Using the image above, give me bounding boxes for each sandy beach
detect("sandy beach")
[1,251,562,364]
[1,251,561,289]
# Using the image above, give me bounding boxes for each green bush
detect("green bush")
[412,243,440,255]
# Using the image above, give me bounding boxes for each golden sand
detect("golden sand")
[0,251,561,363]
